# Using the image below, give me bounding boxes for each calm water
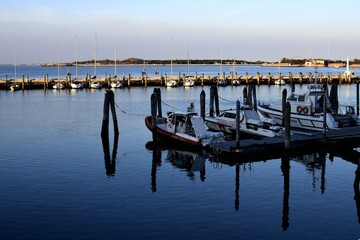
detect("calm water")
[1,65,360,239]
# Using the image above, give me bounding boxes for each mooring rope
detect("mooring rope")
[114,102,147,117]
[161,100,182,111]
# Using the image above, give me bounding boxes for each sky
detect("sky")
[1,0,359,64]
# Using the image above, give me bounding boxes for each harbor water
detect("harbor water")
[1,65,360,240]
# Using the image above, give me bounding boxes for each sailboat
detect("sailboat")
[90,33,102,89]
[343,56,352,78]
[274,60,285,85]
[71,36,84,89]
[165,36,178,87]
[110,33,122,88]
[53,45,65,90]
[183,41,195,87]
[217,49,226,87]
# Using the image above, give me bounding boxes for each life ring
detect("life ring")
[302,107,309,115]
[297,106,303,113]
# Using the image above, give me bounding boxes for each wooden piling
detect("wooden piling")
[323,94,327,139]
[236,100,240,148]
[267,72,271,85]
[209,85,215,117]
[101,91,111,138]
[243,87,248,105]
[200,90,206,120]
[151,93,157,141]
[128,74,131,88]
[154,88,162,117]
[247,84,253,107]
[284,102,291,149]
[299,72,303,85]
[357,82,359,116]
[282,89,287,127]
[109,90,119,135]
[22,75,25,91]
[44,74,47,90]
[201,73,204,87]
[252,83,257,111]
[214,85,220,116]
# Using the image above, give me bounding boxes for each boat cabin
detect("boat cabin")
[286,84,330,115]
[167,111,197,136]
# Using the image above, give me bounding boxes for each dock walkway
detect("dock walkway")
[210,127,360,157]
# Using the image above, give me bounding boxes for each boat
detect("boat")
[257,83,360,131]
[90,81,102,89]
[217,79,227,87]
[145,103,224,148]
[165,79,178,87]
[183,76,195,87]
[71,80,83,89]
[53,82,64,90]
[9,84,21,91]
[274,79,285,85]
[205,106,284,138]
[110,80,123,88]
[232,79,240,86]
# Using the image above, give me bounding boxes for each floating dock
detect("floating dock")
[210,127,360,158]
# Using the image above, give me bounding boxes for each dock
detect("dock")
[210,126,360,158]
[1,71,360,90]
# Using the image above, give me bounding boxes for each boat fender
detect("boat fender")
[302,107,309,115]
[297,106,303,113]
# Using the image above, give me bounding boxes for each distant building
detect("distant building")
[304,59,328,67]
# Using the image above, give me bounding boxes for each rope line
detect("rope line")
[114,102,147,117]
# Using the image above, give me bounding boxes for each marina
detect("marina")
[2,66,360,240]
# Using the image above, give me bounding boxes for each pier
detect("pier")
[1,71,360,90]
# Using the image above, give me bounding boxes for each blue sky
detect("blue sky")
[1,0,359,64]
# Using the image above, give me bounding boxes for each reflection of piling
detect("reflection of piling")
[281,152,290,231]
[236,100,241,148]
[354,157,360,223]
[151,147,162,192]
[235,163,240,211]
[284,102,291,149]
[200,90,206,120]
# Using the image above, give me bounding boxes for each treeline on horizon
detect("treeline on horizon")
[55,57,360,66]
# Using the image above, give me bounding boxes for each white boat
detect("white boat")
[9,84,21,91]
[183,76,195,87]
[274,79,285,85]
[145,103,224,148]
[53,82,64,90]
[257,83,360,131]
[90,81,102,89]
[232,79,240,86]
[71,80,83,89]
[205,106,284,138]
[165,79,178,87]
[110,80,123,88]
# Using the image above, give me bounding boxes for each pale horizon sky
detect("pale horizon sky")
[1,0,359,64]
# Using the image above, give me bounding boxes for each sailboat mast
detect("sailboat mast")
[114,32,117,78]
[57,44,60,81]
[75,36,78,79]
[94,33,97,77]
[170,36,173,80]
[187,41,190,76]
[220,48,223,80]
[13,46,17,80]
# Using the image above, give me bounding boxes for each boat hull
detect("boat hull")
[145,116,203,148]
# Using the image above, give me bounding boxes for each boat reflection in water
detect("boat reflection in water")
[166,149,206,181]
[147,140,360,231]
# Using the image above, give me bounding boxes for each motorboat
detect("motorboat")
[205,106,284,138]
[232,79,240,86]
[71,80,84,89]
[9,84,21,91]
[165,80,178,87]
[110,80,123,88]
[90,81,102,89]
[53,82,64,90]
[257,83,360,131]
[183,76,195,87]
[145,103,224,148]
[274,79,285,85]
